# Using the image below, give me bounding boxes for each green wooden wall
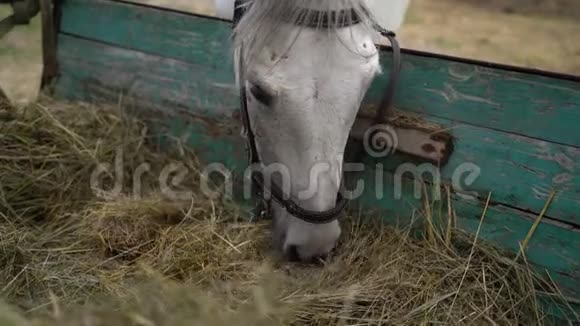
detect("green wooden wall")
[49,0,580,320]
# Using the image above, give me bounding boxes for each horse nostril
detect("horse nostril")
[286,245,301,262]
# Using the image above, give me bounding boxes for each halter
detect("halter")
[233,1,401,225]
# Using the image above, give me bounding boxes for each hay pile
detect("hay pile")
[0,95,576,325]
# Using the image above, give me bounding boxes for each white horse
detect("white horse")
[232,0,393,262]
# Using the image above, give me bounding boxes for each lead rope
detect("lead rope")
[360,4,402,123]
[374,28,401,122]
[345,16,402,169]
[233,0,271,221]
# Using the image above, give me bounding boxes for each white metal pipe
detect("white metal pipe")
[213,0,411,31]
[366,0,411,31]
[215,0,234,20]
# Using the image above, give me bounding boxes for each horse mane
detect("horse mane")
[232,0,379,72]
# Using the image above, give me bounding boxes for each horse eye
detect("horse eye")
[249,84,273,106]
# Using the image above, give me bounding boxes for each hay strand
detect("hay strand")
[447,191,492,318]
[519,188,556,257]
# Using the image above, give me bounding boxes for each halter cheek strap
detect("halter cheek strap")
[233,1,401,225]
[234,21,349,225]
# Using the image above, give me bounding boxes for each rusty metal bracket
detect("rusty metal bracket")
[350,106,455,167]
[40,0,57,86]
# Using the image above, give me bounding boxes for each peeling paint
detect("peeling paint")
[555,153,575,172]
[448,63,475,82]
[532,185,552,200]
[553,173,573,185]
[509,161,544,177]
[426,83,501,107]
[508,134,550,152]
[566,146,580,158]
[506,76,580,93]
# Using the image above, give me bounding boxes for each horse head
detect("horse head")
[232,0,390,262]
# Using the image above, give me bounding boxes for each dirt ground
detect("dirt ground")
[398,0,580,74]
[0,0,579,105]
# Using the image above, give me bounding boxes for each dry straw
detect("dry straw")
[0,95,577,325]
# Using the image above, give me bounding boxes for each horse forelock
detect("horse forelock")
[232,0,379,71]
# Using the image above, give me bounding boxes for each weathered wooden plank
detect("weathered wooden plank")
[41,0,58,86]
[53,34,238,116]
[367,50,580,147]
[53,34,580,228]
[58,0,234,79]
[57,0,580,148]
[51,34,248,183]
[353,110,580,226]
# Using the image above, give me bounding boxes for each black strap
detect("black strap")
[252,173,349,224]
[237,43,349,224]
[374,28,401,122]
[347,23,402,164]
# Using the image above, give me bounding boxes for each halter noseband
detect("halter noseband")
[233,1,401,225]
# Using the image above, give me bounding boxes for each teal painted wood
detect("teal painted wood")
[58,0,580,148]
[366,50,580,148]
[361,113,580,226]
[53,34,238,115]
[58,0,235,86]
[52,35,248,176]
[53,32,580,228]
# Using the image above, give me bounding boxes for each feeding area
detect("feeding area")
[0,95,576,325]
